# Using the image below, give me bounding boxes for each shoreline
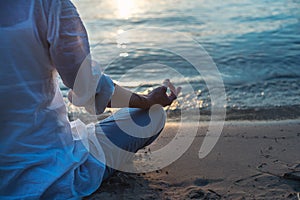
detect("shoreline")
[86,119,300,199]
[167,107,300,122]
[170,118,300,128]
[67,102,300,123]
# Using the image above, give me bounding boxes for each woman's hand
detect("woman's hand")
[107,79,181,109]
[145,79,181,107]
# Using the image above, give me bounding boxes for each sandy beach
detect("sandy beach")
[85,120,300,200]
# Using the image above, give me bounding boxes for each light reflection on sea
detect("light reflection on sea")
[64,0,300,120]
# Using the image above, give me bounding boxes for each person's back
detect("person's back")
[0,1,179,199]
[0,1,105,199]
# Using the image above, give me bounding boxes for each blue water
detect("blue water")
[66,0,300,120]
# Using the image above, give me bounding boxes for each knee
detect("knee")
[149,104,166,132]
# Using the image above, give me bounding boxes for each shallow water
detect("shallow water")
[64,0,300,120]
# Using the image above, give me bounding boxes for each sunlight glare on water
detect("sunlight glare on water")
[67,0,300,120]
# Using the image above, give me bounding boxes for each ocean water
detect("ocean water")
[65,0,300,120]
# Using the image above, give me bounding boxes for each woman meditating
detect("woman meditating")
[0,0,180,199]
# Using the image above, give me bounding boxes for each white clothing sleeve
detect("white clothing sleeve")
[47,0,114,114]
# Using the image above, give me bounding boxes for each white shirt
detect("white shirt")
[0,0,114,199]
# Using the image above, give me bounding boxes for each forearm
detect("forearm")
[107,79,180,109]
[108,84,151,109]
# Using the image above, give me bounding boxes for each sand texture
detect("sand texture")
[86,120,300,200]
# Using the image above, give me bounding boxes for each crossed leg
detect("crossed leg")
[94,105,166,180]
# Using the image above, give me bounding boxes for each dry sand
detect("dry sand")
[86,120,300,200]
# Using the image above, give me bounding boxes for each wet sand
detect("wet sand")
[86,120,300,200]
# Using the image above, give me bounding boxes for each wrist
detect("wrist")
[130,93,152,109]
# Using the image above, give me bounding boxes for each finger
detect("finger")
[160,85,167,93]
[168,81,177,95]
[168,81,181,97]
[168,92,177,101]
[176,87,182,96]
[162,79,170,88]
